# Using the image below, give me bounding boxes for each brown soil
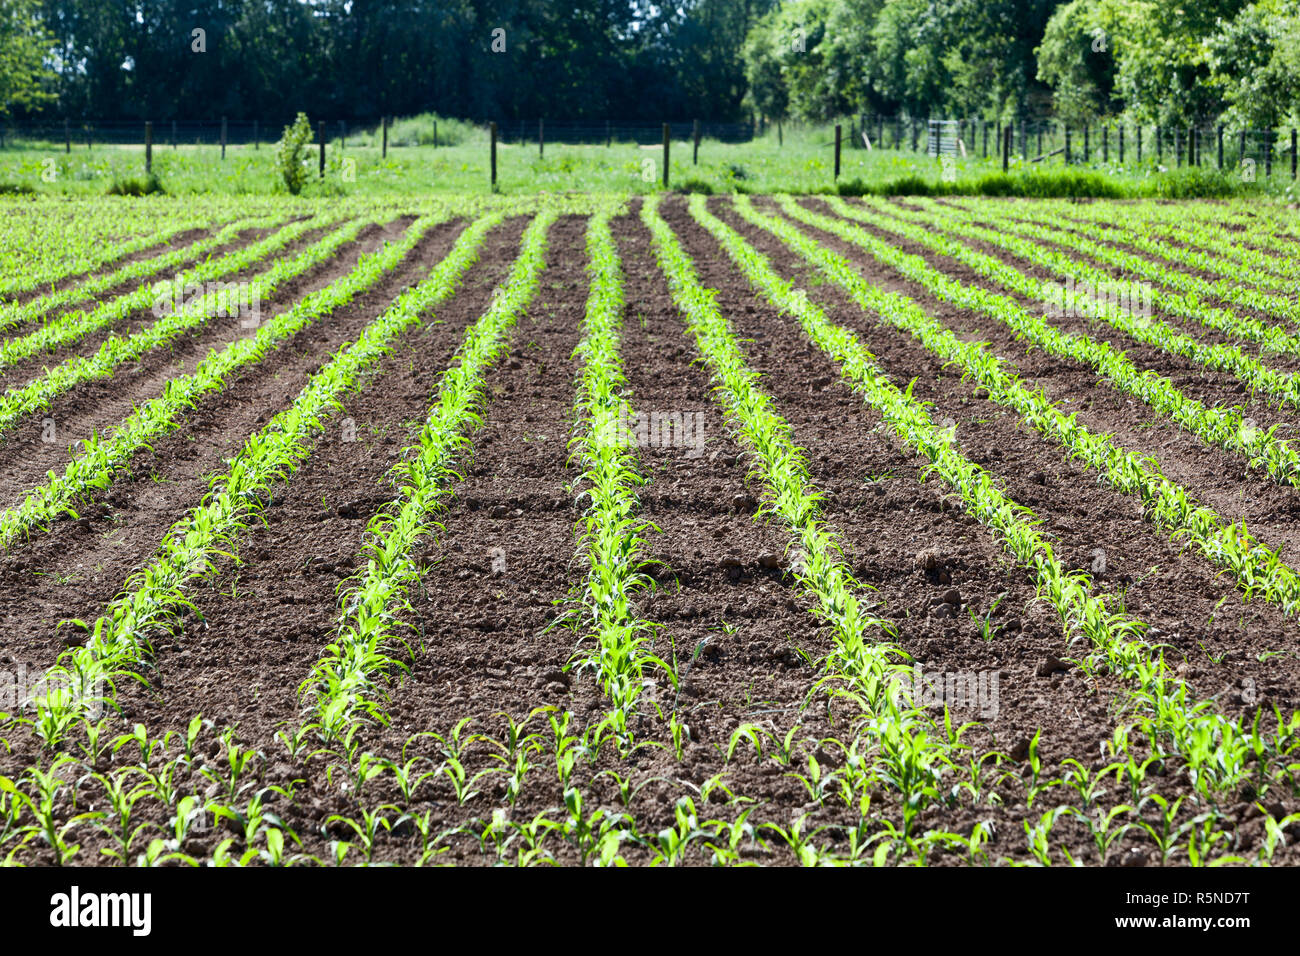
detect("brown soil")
[2,199,1298,868]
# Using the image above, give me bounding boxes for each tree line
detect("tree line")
[743,0,1299,128]
[0,0,1295,128]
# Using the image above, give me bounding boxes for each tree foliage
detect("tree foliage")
[0,0,53,117]
[0,0,1295,128]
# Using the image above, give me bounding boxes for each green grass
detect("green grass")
[1,122,1294,199]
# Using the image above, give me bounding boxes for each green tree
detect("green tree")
[1204,0,1300,127]
[0,0,53,116]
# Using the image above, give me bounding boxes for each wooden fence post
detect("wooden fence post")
[662,123,670,188]
[490,121,498,188]
[145,121,153,174]
[1266,128,1273,177]
[65,119,70,154]
[318,121,325,179]
[1119,125,1125,164]
[1218,126,1224,169]
[834,123,842,180]
[1064,126,1071,165]
[1292,128,1297,180]
[1003,124,1011,172]
[382,116,388,158]
[220,116,227,160]
[693,119,700,165]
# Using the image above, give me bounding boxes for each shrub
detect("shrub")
[1139,167,1240,199]
[675,178,714,195]
[384,112,478,147]
[276,112,314,195]
[106,173,165,196]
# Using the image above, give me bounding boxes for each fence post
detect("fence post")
[911,119,918,152]
[834,123,842,180]
[662,123,670,188]
[1119,125,1125,164]
[1218,126,1223,169]
[145,121,153,174]
[1083,125,1089,163]
[318,120,325,179]
[1292,128,1297,180]
[1266,128,1273,177]
[1002,124,1011,172]
[253,119,258,151]
[382,116,388,158]
[1156,126,1162,164]
[539,118,543,158]
[693,119,700,164]
[850,118,857,151]
[220,116,227,160]
[1175,128,1181,166]
[1064,126,1071,165]
[433,120,437,148]
[490,121,498,188]
[1136,125,1142,162]
[1103,125,1108,163]
[64,119,70,154]
[778,120,783,147]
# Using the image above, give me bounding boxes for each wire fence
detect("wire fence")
[839,113,1299,177]
[3,113,1297,183]
[0,118,761,150]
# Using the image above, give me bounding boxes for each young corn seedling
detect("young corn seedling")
[91,770,158,865]
[298,207,553,744]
